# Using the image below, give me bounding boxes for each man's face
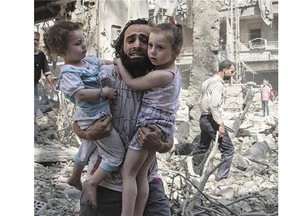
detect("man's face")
[119,24,153,78]
[223,65,236,80]
[34,33,40,51]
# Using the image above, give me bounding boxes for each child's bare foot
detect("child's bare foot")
[67,177,82,191]
[82,180,98,208]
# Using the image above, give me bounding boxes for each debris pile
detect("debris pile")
[34,90,278,215]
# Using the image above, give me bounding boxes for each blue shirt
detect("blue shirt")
[59,55,109,121]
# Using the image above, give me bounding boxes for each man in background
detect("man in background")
[34,31,54,139]
[192,60,236,182]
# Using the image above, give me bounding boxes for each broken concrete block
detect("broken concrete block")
[235,154,250,171]
[243,141,271,161]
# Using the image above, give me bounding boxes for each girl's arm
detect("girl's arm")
[100,59,114,65]
[60,72,117,102]
[116,58,173,90]
[74,86,117,102]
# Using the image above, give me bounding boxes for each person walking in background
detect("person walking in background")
[240,83,248,100]
[116,22,183,216]
[44,20,125,208]
[240,83,248,110]
[34,31,54,139]
[260,79,272,116]
[193,60,236,182]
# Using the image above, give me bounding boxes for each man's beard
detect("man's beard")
[119,50,153,78]
[223,76,231,81]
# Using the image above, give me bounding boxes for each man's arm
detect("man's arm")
[73,115,112,140]
[137,125,173,153]
[45,73,54,86]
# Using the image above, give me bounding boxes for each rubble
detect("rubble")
[34,89,278,215]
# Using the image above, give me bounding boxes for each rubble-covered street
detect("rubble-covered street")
[34,91,278,215]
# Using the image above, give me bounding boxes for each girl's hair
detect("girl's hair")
[151,22,183,55]
[44,20,83,56]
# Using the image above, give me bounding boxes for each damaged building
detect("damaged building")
[34,0,278,140]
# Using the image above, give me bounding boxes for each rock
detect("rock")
[243,141,271,161]
[235,154,250,171]
[215,186,235,199]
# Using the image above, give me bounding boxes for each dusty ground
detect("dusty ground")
[34,94,278,216]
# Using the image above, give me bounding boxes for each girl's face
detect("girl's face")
[63,29,86,64]
[147,31,174,69]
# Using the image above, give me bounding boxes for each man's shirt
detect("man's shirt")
[200,74,224,125]
[34,50,51,84]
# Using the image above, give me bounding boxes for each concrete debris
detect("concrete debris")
[34,84,278,215]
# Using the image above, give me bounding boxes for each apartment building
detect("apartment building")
[219,0,278,92]
[34,0,278,93]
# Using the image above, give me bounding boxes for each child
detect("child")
[45,21,125,208]
[116,22,183,216]
[260,79,272,116]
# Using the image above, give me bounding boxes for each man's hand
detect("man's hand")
[218,123,225,138]
[73,115,112,140]
[137,124,173,153]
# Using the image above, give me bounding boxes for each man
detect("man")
[73,18,172,216]
[34,32,54,138]
[192,60,236,182]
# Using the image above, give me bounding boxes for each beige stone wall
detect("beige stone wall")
[186,0,223,140]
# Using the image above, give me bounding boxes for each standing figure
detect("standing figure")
[45,20,125,208]
[240,83,248,110]
[116,22,183,216]
[34,31,54,139]
[193,60,236,182]
[260,79,272,116]
[73,18,173,216]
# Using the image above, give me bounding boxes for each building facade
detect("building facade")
[219,0,278,92]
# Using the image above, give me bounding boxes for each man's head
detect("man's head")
[113,18,154,78]
[218,60,236,81]
[34,32,40,52]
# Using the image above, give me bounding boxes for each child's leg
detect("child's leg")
[134,151,156,216]
[69,139,97,191]
[121,148,149,216]
[68,162,84,191]
[81,128,124,209]
[81,167,109,209]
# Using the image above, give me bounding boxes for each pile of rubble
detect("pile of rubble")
[34,90,278,215]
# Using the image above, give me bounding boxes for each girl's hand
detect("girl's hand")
[112,58,122,80]
[112,65,122,80]
[102,86,118,99]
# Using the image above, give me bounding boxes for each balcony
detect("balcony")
[239,38,278,62]
[248,38,278,51]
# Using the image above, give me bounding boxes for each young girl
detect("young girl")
[45,21,125,208]
[116,22,183,216]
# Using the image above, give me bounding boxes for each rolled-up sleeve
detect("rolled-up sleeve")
[210,83,224,125]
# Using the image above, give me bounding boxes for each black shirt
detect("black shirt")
[34,50,50,85]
